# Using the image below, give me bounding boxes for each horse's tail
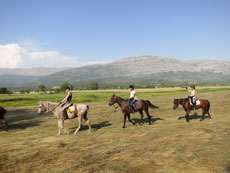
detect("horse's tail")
[146,100,159,109]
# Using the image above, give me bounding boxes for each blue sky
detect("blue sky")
[0,0,229,68]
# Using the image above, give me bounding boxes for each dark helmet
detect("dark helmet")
[66,86,71,90]
[191,85,195,89]
[129,85,134,89]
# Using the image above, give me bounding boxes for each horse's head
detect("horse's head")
[173,98,179,110]
[38,101,48,115]
[109,94,117,106]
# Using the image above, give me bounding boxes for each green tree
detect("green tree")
[25,88,31,94]
[90,81,99,90]
[38,85,46,92]
[0,87,9,94]
[60,82,69,91]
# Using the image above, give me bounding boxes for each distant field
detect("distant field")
[0,89,230,172]
[0,86,229,107]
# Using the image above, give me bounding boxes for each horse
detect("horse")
[0,106,8,131]
[109,94,159,128]
[38,101,91,135]
[173,97,212,122]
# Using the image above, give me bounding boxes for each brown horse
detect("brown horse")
[0,106,8,131]
[173,97,211,122]
[109,94,159,128]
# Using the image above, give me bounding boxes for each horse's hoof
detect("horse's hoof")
[122,126,125,128]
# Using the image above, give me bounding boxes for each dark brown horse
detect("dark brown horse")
[173,97,211,122]
[0,106,8,131]
[109,94,159,128]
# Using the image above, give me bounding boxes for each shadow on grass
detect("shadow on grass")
[4,109,39,123]
[92,121,112,130]
[69,121,112,132]
[177,112,209,121]
[133,117,164,125]
[3,120,43,130]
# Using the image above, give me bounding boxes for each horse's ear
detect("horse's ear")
[112,94,115,96]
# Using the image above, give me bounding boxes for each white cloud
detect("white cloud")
[0,44,78,68]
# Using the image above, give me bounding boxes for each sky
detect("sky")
[0,0,229,68]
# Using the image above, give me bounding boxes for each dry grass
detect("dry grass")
[0,90,230,173]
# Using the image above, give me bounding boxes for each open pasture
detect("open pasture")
[0,88,230,172]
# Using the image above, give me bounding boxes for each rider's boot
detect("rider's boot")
[63,110,68,120]
[193,103,196,110]
[130,105,135,113]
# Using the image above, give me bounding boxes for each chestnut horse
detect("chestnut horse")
[109,94,159,128]
[173,98,211,122]
[0,106,8,131]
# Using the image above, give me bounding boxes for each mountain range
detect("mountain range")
[1,56,230,89]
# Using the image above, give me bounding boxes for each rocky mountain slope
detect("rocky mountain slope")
[1,56,230,89]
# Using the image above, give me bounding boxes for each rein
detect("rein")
[46,102,61,112]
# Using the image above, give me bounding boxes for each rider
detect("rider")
[61,86,72,119]
[187,85,196,110]
[128,85,137,113]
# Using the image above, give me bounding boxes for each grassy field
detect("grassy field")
[0,88,230,172]
[0,86,230,107]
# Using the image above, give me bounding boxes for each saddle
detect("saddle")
[67,104,78,114]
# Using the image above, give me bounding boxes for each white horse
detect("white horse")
[38,101,91,135]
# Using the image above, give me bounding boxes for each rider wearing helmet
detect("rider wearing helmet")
[128,85,137,112]
[61,87,72,119]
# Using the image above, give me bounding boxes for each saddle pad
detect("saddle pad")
[67,105,76,113]
[196,100,201,105]
[189,99,201,106]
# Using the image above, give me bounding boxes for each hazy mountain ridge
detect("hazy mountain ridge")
[1,56,230,89]
[33,56,230,87]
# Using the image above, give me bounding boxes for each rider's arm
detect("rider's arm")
[61,92,71,103]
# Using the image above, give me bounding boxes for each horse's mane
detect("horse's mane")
[116,96,128,102]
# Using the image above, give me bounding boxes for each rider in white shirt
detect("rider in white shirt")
[128,85,137,112]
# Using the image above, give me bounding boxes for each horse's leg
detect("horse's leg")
[83,116,91,133]
[74,116,82,135]
[144,107,152,125]
[138,110,144,125]
[206,103,212,120]
[200,107,205,121]
[207,111,212,120]
[57,119,64,136]
[2,119,8,131]
[127,113,135,126]
[123,114,127,128]
[185,110,190,123]
[139,110,144,120]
